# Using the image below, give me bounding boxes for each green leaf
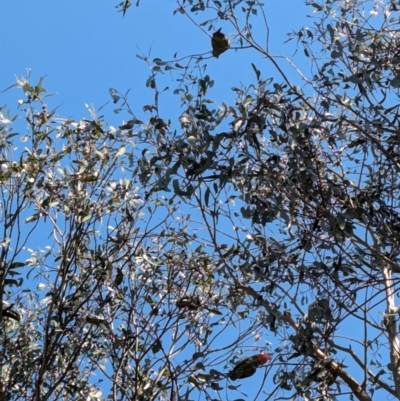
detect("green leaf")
[188,376,199,387]
[86,316,107,326]
[116,146,126,157]
[205,187,210,207]
[152,339,162,354]
[9,262,25,269]
[153,58,167,66]
[192,352,205,360]
[173,180,194,196]
[327,24,334,43]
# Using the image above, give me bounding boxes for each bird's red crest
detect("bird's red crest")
[257,353,271,364]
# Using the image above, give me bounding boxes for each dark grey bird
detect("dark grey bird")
[211,28,230,58]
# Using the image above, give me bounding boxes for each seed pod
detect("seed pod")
[211,28,230,58]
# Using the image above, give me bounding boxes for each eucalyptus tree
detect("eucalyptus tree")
[121,0,400,400]
[2,1,400,401]
[0,77,254,401]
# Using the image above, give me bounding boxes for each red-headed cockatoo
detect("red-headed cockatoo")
[228,353,271,380]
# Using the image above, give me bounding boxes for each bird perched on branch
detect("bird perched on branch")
[228,353,271,380]
[211,28,230,58]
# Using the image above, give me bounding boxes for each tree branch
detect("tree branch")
[237,284,373,401]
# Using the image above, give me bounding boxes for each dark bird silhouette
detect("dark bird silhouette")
[228,353,271,380]
[211,28,230,58]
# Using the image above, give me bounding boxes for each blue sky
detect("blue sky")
[0,1,310,127]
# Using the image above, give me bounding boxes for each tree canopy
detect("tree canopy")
[2,1,400,401]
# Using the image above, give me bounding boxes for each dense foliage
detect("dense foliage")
[2,1,400,401]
